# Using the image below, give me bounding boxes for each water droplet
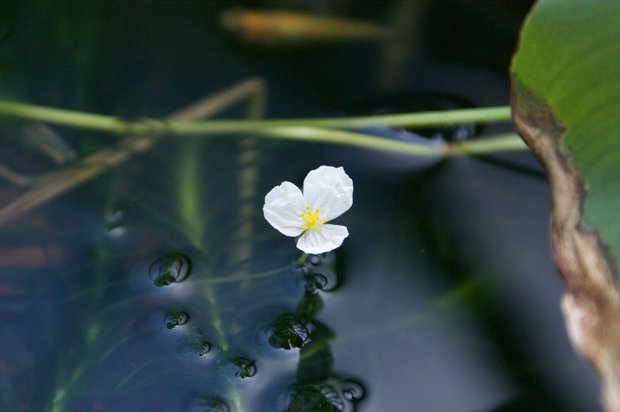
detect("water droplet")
[308,254,322,265]
[194,340,212,356]
[149,253,192,287]
[340,380,366,402]
[164,310,190,329]
[300,252,339,292]
[187,396,229,412]
[226,357,256,379]
[268,314,309,350]
[284,384,344,412]
[301,252,335,275]
[305,270,337,293]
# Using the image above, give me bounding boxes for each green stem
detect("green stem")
[164,106,512,134]
[444,132,528,156]
[295,253,309,268]
[0,100,523,157]
[253,127,526,156]
[0,100,510,135]
[253,127,440,156]
[0,101,129,133]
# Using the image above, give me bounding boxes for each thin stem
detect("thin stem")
[253,126,442,156]
[295,253,310,268]
[165,106,512,133]
[257,128,526,156]
[0,100,523,159]
[0,100,511,135]
[444,133,528,156]
[0,101,129,133]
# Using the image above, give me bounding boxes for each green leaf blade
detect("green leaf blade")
[511,1,620,410]
[513,1,620,261]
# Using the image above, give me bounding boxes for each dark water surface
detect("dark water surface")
[0,2,600,411]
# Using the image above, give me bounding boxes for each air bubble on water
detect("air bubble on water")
[149,253,192,287]
[268,314,309,350]
[301,252,335,275]
[308,254,321,265]
[279,379,367,411]
[282,383,344,412]
[299,252,339,293]
[164,310,190,329]
[195,340,212,356]
[303,277,320,295]
[319,385,344,411]
[340,379,366,402]
[223,357,256,379]
[187,396,229,412]
[305,270,337,293]
[234,357,256,379]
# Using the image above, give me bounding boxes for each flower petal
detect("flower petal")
[263,181,306,237]
[303,166,353,221]
[296,224,349,254]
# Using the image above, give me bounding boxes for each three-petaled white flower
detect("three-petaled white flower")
[263,166,353,254]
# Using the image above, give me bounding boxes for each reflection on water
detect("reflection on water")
[0,137,513,411]
[0,1,600,411]
[0,130,599,410]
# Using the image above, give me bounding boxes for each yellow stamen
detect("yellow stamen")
[300,205,326,231]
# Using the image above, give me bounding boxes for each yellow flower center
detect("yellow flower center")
[301,206,327,231]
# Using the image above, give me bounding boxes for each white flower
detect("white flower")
[263,166,353,254]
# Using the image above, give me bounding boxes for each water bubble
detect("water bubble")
[305,270,338,293]
[268,314,309,350]
[187,396,229,412]
[340,380,366,402]
[303,277,320,295]
[301,252,335,275]
[284,384,344,412]
[280,379,367,411]
[308,254,322,265]
[226,357,256,379]
[300,252,339,292]
[149,253,192,287]
[194,340,212,356]
[164,310,190,329]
